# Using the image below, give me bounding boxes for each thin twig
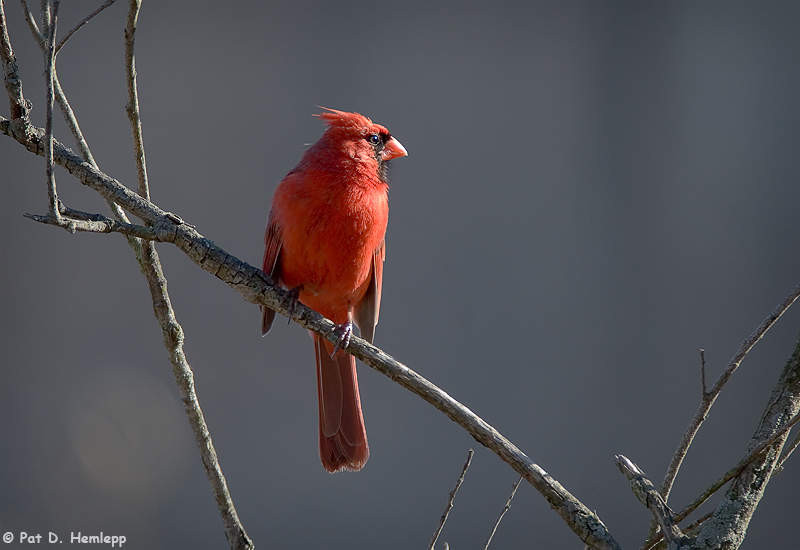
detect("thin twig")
[124,0,148,199]
[483,476,523,550]
[55,0,116,54]
[20,0,45,48]
[700,349,706,397]
[659,283,800,501]
[2,115,626,550]
[24,0,96,159]
[428,450,473,550]
[615,455,689,547]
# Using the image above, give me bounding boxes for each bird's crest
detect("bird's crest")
[315,107,374,130]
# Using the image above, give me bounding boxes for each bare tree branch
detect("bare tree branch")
[659,283,800,504]
[616,455,690,548]
[483,476,523,550]
[428,449,473,550]
[0,115,624,550]
[118,2,252,548]
[3,6,254,548]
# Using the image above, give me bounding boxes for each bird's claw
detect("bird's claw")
[283,286,302,324]
[331,321,353,358]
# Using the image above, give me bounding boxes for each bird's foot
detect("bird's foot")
[282,285,303,324]
[331,321,353,358]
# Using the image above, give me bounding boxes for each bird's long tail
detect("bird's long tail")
[313,333,369,472]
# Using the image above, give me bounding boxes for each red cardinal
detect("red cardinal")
[261,109,407,472]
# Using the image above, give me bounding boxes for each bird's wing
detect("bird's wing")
[354,239,385,344]
[261,217,283,336]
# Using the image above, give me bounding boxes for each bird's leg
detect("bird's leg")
[282,285,303,324]
[331,321,354,358]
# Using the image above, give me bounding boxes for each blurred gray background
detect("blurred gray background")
[1,1,798,549]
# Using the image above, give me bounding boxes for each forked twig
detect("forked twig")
[428,449,473,550]
[645,285,800,543]
[659,283,800,501]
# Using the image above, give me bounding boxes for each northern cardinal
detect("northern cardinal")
[261,109,407,472]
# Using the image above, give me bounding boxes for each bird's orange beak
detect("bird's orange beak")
[380,137,408,161]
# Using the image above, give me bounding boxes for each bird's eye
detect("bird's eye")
[368,134,381,145]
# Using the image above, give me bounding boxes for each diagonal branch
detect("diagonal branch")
[637,413,800,550]
[673,409,800,527]
[55,0,116,55]
[1,115,623,550]
[635,403,798,550]
[483,476,523,550]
